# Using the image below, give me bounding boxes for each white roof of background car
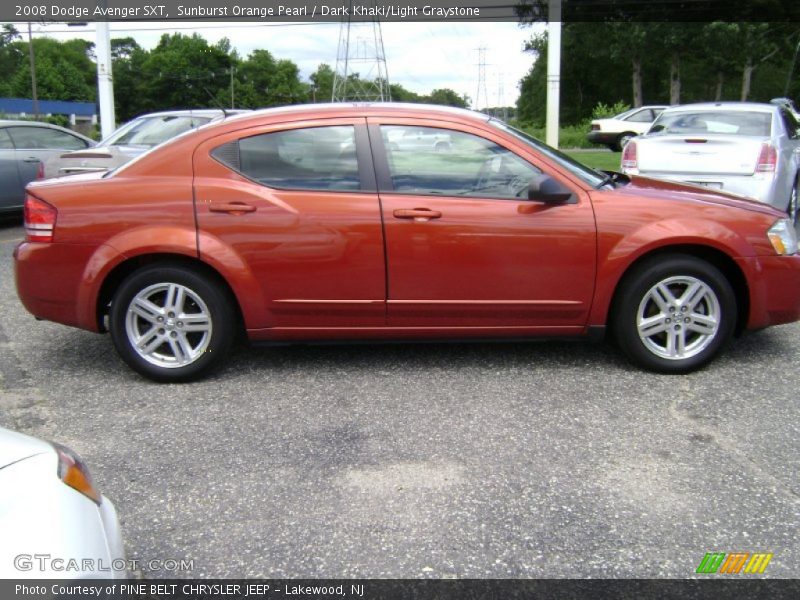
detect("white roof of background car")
[661,102,778,114]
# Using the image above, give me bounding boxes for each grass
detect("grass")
[564,150,622,172]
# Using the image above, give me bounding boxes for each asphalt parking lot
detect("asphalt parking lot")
[0,220,798,579]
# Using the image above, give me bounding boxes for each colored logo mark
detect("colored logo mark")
[696,552,773,574]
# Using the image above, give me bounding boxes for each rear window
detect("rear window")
[649,111,772,136]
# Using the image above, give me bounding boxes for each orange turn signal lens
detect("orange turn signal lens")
[52,443,102,505]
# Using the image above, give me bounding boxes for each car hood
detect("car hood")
[609,175,784,217]
[0,427,51,469]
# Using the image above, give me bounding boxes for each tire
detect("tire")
[612,255,736,374]
[615,132,636,152]
[109,264,236,382]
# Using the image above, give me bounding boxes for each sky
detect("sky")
[17,20,544,109]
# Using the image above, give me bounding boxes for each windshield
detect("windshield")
[102,115,213,148]
[649,110,772,137]
[489,119,607,187]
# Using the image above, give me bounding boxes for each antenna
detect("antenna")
[332,0,391,102]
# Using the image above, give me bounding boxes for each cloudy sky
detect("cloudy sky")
[20,20,544,108]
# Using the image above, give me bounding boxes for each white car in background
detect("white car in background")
[621,102,800,222]
[0,427,125,579]
[587,105,668,151]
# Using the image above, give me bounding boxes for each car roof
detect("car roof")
[661,102,777,114]
[220,102,492,126]
[130,109,250,119]
[0,119,94,141]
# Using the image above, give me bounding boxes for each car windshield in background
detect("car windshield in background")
[104,115,212,148]
[649,111,772,136]
[489,119,608,187]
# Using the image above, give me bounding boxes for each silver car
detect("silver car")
[0,427,125,578]
[621,102,800,221]
[45,109,249,178]
[0,121,94,215]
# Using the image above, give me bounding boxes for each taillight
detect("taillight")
[756,143,777,172]
[591,124,600,131]
[23,194,57,243]
[621,140,638,169]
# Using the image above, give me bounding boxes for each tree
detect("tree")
[309,63,334,102]
[425,88,469,108]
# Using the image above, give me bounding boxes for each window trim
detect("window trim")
[367,122,546,202]
[209,122,376,194]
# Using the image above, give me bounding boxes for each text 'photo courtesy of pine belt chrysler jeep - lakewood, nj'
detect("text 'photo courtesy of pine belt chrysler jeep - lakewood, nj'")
[13,103,800,382]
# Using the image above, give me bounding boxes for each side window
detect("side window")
[7,127,88,150]
[216,126,360,191]
[380,125,541,199]
[625,109,654,123]
[0,129,13,149]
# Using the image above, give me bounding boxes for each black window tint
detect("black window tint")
[7,126,87,150]
[235,126,359,191]
[381,125,541,199]
[0,129,13,149]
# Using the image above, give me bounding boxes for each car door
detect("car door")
[0,129,22,211]
[368,119,596,330]
[193,118,386,329]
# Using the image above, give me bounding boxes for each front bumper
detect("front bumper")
[740,254,800,330]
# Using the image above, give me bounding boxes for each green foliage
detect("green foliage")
[591,101,631,120]
[515,122,595,149]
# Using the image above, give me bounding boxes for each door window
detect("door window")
[214,126,360,191]
[380,125,541,199]
[0,129,13,149]
[7,126,88,150]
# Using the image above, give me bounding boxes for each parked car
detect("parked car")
[621,102,800,222]
[14,103,800,382]
[44,109,249,179]
[0,120,94,215]
[587,105,668,151]
[385,126,452,152]
[0,427,125,578]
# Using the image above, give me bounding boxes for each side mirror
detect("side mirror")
[528,175,575,204]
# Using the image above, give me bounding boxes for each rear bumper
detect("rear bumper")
[740,254,800,329]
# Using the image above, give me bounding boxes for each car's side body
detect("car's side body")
[14,103,800,380]
[587,105,669,151]
[0,120,94,213]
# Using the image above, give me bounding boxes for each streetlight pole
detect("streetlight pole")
[27,22,39,119]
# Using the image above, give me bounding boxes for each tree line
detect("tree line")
[517,22,800,126]
[0,25,469,123]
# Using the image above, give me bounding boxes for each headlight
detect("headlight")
[767,219,798,255]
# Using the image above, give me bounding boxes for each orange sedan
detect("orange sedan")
[14,104,800,381]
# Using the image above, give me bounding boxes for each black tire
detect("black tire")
[612,255,736,374]
[110,264,236,382]
[615,132,636,152]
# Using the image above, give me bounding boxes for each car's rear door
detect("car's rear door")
[0,129,22,211]
[193,118,386,329]
[368,118,596,331]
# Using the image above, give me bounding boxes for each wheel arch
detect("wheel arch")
[95,254,245,337]
[605,245,750,337]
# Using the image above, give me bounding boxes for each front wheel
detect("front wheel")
[110,264,236,382]
[613,256,736,373]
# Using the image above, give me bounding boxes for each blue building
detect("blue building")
[0,98,97,129]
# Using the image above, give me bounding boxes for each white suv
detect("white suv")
[587,105,668,151]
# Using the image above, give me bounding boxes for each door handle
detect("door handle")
[23,157,41,163]
[393,208,442,221]
[209,202,256,214]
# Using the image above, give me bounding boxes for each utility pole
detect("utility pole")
[27,22,39,118]
[95,16,116,138]
[474,46,488,112]
[332,0,391,102]
[546,1,562,148]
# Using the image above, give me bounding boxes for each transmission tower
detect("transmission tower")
[332,1,391,102]
[474,47,489,112]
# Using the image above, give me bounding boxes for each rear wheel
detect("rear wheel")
[615,132,636,152]
[613,255,736,373]
[110,264,235,382]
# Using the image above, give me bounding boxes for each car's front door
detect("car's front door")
[193,119,386,329]
[369,120,597,331]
